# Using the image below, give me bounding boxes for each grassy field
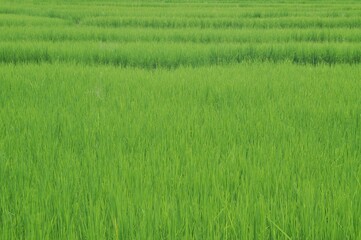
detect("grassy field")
[0,1,361,239]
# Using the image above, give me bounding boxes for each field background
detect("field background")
[0,1,360,239]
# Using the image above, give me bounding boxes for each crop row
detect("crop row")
[0,2,360,20]
[2,15,360,29]
[2,26,361,43]
[79,16,361,29]
[0,14,70,27]
[0,15,361,29]
[1,42,360,67]
[4,15,360,29]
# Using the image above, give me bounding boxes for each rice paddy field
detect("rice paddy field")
[0,1,361,239]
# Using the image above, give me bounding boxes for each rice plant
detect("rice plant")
[0,1,360,239]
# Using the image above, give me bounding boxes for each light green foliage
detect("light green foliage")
[0,1,360,239]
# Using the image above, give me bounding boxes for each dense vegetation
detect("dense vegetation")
[0,1,360,239]
[0,1,361,67]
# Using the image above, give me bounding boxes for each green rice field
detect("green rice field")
[0,1,360,239]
